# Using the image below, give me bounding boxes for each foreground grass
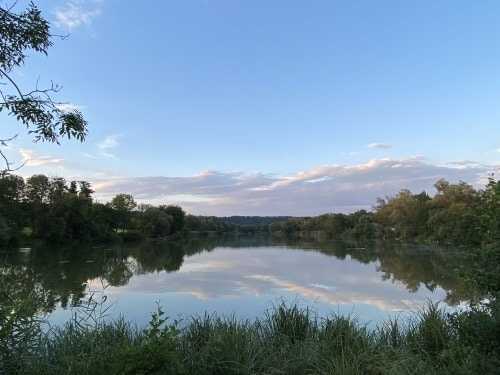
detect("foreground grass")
[3,302,500,375]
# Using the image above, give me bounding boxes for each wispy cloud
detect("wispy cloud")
[446,160,484,168]
[56,103,82,113]
[19,149,64,167]
[91,158,498,216]
[55,0,103,30]
[367,143,392,149]
[97,134,120,159]
[82,152,99,159]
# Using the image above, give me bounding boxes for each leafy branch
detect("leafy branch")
[0,1,88,175]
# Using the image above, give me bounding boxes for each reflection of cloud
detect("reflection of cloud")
[94,247,448,315]
[91,158,498,216]
[247,274,417,312]
[179,260,234,273]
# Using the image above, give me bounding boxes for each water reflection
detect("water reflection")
[0,237,473,325]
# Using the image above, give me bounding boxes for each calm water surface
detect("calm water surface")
[1,237,470,326]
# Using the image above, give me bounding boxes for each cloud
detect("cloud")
[446,160,485,168]
[19,149,64,167]
[55,0,103,30]
[82,152,99,159]
[97,134,120,159]
[368,143,392,149]
[56,103,82,113]
[98,135,119,150]
[91,158,499,216]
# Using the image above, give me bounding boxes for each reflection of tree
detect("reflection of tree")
[0,237,221,316]
[0,236,478,320]
[131,242,186,274]
[273,238,476,305]
[103,257,133,287]
[370,244,474,304]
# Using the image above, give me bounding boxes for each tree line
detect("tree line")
[0,174,291,245]
[2,174,500,247]
[0,174,188,244]
[270,177,500,247]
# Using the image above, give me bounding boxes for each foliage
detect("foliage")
[0,174,187,244]
[0,2,87,175]
[0,213,11,244]
[270,177,500,247]
[3,302,500,375]
[110,193,137,231]
[162,205,185,234]
[0,266,46,374]
[184,215,288,234]
[138,206,174,238]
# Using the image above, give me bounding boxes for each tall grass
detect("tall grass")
[3,302,500,375]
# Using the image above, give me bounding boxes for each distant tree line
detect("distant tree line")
[219,216,291,227]
[184,215,290,234]
[269,178,500,247]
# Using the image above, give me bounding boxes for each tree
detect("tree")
[427,179,480,244]
[139,207,173,238]
[0,2,88,175]
[110,194,137,213]
[25,174,50,204]
[78,181,94,201]
[0,174,24,202]
[160,205,185,233]
[375,190,430,240]
[110,194,137,231]
[48,177,67,204]
[481,176,500,242]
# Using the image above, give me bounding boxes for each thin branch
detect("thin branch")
[0,147,11,170]
[0,147,25,176]
[0,67,24,99]
[0,134,18,145]
[0,134,24,176]
[0,1,18,22]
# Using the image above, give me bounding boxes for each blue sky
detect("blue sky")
[3,0,500,215]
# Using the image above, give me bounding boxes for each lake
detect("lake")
[1,236,471,327]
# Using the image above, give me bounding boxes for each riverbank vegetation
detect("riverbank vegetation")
[1,237,500,374]
[0,174,289,245]
[2,173,499,247]
[2,173,500,373]
[270,177,500,247]
[0,174,191,244]
[2,301,500,375]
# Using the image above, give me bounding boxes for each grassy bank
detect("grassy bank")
[3,302,500,375]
